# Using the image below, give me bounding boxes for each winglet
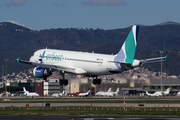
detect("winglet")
[164,55,167,61]
[16,57,20,63]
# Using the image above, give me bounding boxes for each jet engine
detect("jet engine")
[132,59,142,67]
[33,67,52,78]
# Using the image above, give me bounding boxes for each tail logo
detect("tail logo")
[114,25,139,69]
[39,51,46,64]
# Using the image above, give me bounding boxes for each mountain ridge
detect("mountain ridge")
[0,21,180,75]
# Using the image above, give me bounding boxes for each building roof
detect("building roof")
[150,79,180,84]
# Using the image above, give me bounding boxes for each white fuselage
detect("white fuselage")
[146,88,170,97]
[96,88,119,97]
[105,91,119,96]
[24,92,39,97]
[95,88,111,96]
[52,91,64,97]
[30,49,126,76]
[95,91,107,96]
[147,91,162,97]
[51,93,59,97]
[78,90,90,97]
[51,93,63,97]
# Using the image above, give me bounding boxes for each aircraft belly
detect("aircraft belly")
[75,62,109,75]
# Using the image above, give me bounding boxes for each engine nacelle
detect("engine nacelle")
[33,67,52,78]
[132,59,142,67]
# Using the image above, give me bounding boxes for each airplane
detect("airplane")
[74,92,84,97]
[78,90,91,97]
[23,87,39,98]
[95,87,111,96]
[146,91,162,97]
[163,88,171,95]
[146,88,171,97]
[15,25,167,86]
[177,91,180,96]
[51,90,65,97]
[105,88,119,97]
[0,93,3,97]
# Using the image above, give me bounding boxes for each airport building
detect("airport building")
[7,78,180,96]
[70,81,132,96]
[142,79,180,94]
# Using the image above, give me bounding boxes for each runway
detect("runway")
[0,103,179,107]
[1,96,180,107]
[0,116,180,120]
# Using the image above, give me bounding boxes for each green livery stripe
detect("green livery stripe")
[124,29,136,65]
[35,72,42,78]
[42,51,46,58]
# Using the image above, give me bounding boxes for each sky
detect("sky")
[0,0,180,30]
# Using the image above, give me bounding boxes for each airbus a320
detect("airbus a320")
[16,25,167,86]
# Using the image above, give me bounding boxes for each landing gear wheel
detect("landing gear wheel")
[60,79,63,85]
[59,79,68,86]
[64,79,68,85]
[97,79,101,85]
[93,79,96,85]
[92,78,101,85]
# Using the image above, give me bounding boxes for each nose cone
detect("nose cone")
[29,56,34,62]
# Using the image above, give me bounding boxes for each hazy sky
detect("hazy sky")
[0,0,179,30]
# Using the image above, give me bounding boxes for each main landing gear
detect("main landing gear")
[92,77,101,85]
[59,71,68,86]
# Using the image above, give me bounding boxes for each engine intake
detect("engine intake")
[33,67,52,78]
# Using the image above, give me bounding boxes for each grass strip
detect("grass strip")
[0,106,180,116]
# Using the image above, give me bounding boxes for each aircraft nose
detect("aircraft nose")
[29,56,34,62]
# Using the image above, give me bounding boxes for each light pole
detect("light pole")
[159,51,164,95]
[4,58,8,97]
[1,65,4,78]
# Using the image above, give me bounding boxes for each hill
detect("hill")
[0,21,180,75]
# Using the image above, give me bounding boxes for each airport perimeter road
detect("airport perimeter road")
[2,96,180,102]
[0,103,179,107]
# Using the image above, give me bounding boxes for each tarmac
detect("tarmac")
[0,96,180,107]
[0,116,180,120]
[0,103,179,107]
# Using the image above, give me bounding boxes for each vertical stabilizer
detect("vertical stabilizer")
[115,88,119,95]
[62,90,65,95]
[87,90,91,95]
[116,88,119,92]
[107,88,111,92]
[114,25,139,69]
[23,87,26,92]
[146,91,150,96]
[164,88,170,95]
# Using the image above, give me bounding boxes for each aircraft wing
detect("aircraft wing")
[139,55,167,64]
[15,58,87,74]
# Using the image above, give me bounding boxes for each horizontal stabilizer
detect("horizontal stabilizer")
[15,58,32,65]
[140,55,167,64]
